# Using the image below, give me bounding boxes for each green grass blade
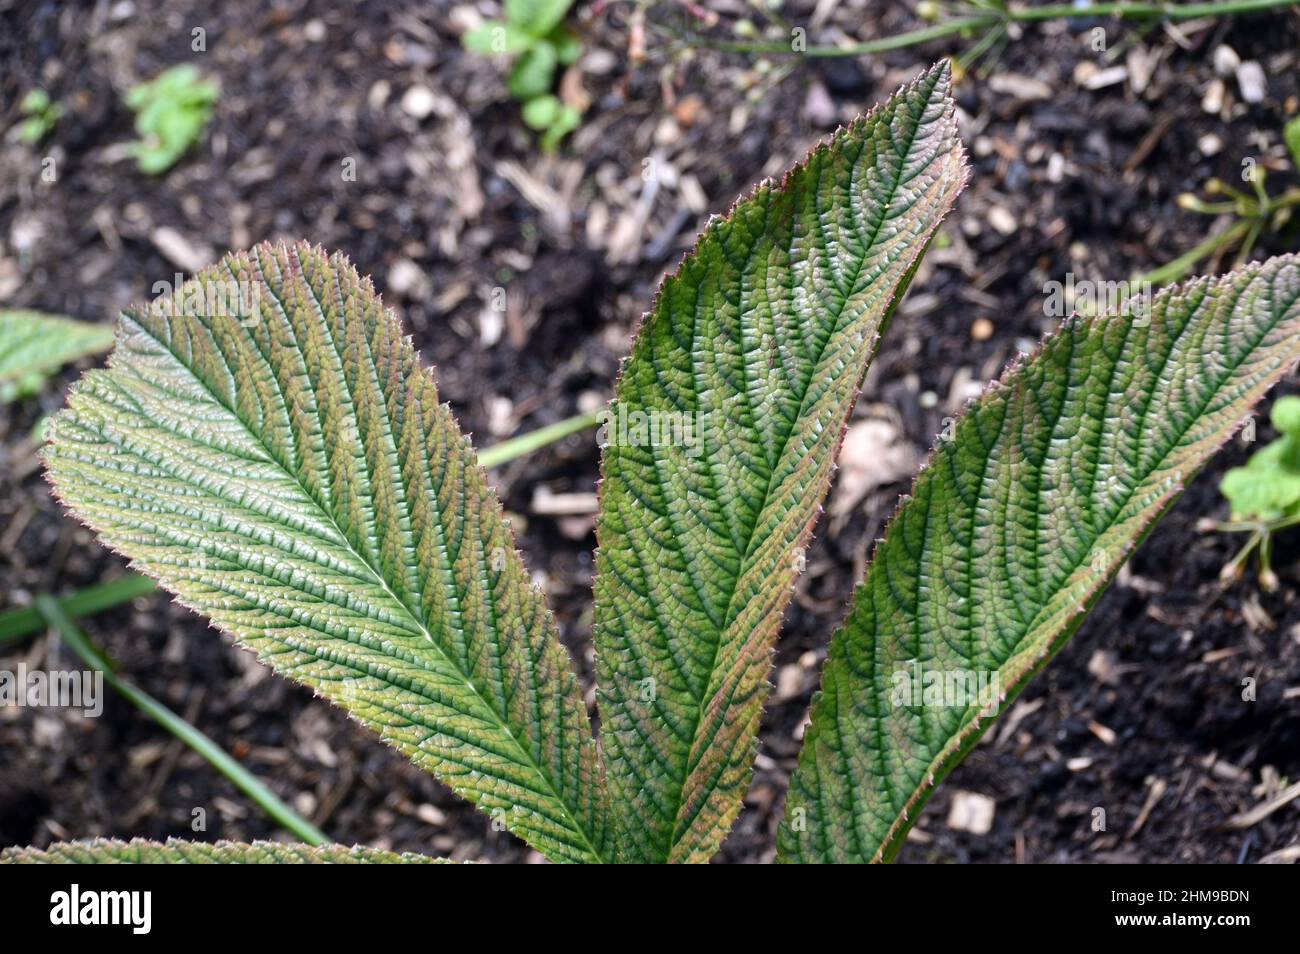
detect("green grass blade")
[0,573,158,645]
[34,595,329,846]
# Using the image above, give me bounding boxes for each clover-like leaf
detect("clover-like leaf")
[507,41,558,99]
[44,242,610,863]
[779,254,1300,863]
[1,838,443,864]
[592,62,967,862]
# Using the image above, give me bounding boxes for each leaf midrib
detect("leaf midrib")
[116,300,608,863]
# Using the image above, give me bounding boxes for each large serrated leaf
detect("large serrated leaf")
[0,309,114,402]
[779,254,1300,863]
[44,242,609,864]
[1,839,440,864]
[592,62,967,862]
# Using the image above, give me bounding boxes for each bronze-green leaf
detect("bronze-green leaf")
[779,254,1300,863]
[592,62,967,862]
[44,242,609,863]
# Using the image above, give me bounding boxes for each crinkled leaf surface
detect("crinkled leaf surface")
[1,839,439,864]
[592,62,967,862]
[779,254,1300,863]
[0,310,113,401]
[44,242,609,863]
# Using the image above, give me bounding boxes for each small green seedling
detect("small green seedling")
[16,89,63,145]
[1140,119,1300,286]
[125,65,218,174]
[1208,396,1300,590]
[462,0,582,151]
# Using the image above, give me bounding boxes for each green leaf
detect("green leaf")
[592,62,967,862]
[549,26,582,65]
[506,0,572,37]
[507,41,558,99]
[44,242,610,864]
[126,65,218,175]
[1222,395,1300,521]
[1271,394,1300,437]
[1,839,440,864]
[21,88,50,113]
[462,21,535,56]
[1222,459,1300,521]
[521,94,561,130]
[0,310,114,403]
[1285,116,1300,174]
[779,254,1300,863]
[540,104,580,152]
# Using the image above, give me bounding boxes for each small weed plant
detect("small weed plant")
[125,65,218,174]
[462,0,583,151]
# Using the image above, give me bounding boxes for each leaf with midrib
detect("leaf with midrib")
[1,839,443,864]
[779,254,1300,863]
[592,62,968,862]
[44,242,609,864]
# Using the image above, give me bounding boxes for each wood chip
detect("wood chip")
[1224,779,1300,830]
[989,73,1053,101]
[150,226,214,274]
[1128,776,1167,837]
[1088,720,1117,745]
[1259,844,1300,864]
[947,791,996,835]
[530,485,598,516]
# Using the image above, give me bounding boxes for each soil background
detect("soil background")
[2,0,1300,863]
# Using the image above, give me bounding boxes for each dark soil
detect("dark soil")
[2,0,1299,863]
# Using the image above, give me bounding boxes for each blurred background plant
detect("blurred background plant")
[125,65,219,174]
[1137,115,1300,286]
[1205,396,1300,590]
[462,0,583,151]
[659,0,1300,77]
[0,311,112,405]
[15,89,63,145]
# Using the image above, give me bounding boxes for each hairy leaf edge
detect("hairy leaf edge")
[0,837,446,864]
